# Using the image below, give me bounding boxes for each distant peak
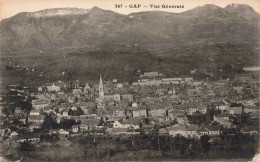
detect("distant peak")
[225,3,256,12]
[92,6,102,10]
[202,4,221,9]
[182,4,222,17]
[28,8,90,17]
[227,3,250,8]
[89,6,105,13]
[229,3,240,8]
[87,6,115,16]
[225,3,258,19]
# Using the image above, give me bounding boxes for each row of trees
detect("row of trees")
[74,132,258,160]
[187,107,221,126]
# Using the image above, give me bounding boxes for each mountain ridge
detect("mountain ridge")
[0,3,259,54]
[3,4,259,20]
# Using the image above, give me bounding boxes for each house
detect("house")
[241,125,258,135]
[187,107,199,115]
[106,116,127,124]
[159,128,169,135]
[244,105,258,113]
[213,114,233,128]
[46,83,60,92]
[149,109,166,117]
[114,108,126,117]
[81,107,89,115]
[14,108,27,123]
[162,78,182,84]
[187,89,201,97]
[85,101,96,108]
[243,66,260,71]
[72,89,82,95]
[17,133,41,143]
[18,116,27,124]
[184,77,193,82]
[175,114,188,125]
[143,72,159,77]
[198,125,221,136]
[106,128,129,135]
[48,130,58,135]
[221,120,234,128]
[83,83,91,93]
[10,131,18,137]
[79,119,100,131]
[168,125,186,136]
[133,79,162,86]
[26,134,40,143]
[103,93,121,102]
[168,124,199,138]
[62,109,70,116]
[133,109,147,117]
[113,119,140,130]
[191,82,202,86]
[59,129,70,135]
[32,99,49,109]
[213,114,229,121]
[0,106,3,114]
[186,124,199,138]
[16,138,27,143]
[244,99,258,106]
[227,106,242,115]
[72,125,79,133]
[30,109,42,116]
[29,122,42,130]
[38,87,43,92]
[216,102,229,111]
[121,94,134,102]
[198,107,207,114]
[14,107,24,117]
[28,115,45,123]
[56,81,68,91]
[167,109,183,119]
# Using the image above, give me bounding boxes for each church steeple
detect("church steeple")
[99,74,104,100]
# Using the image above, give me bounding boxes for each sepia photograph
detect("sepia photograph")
[0,0,259,161]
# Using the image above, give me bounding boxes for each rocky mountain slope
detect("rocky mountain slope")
[0,4,259,54]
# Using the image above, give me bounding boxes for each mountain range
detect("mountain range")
[0,3,259,54]
[0,4,259,84]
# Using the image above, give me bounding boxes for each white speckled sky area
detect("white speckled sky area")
[0,0,260,20]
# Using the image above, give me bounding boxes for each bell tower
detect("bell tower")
[99,74,104,100]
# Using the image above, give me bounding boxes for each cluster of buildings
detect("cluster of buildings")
[0,70,259,144]
[133,71,195,86]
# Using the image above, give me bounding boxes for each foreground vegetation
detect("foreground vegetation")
[9,133,257,161]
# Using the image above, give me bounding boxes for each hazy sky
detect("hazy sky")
[0,0,259,20]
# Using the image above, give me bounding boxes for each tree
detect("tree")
[151,124,159,150]
[200,135,211,153]
[41,114,59,130]
[172,135,190,155]
[68,107,84,116]
[188,139,202,157]
[59,119,76,129]
[19,142,35,152]
[206,107,221,120]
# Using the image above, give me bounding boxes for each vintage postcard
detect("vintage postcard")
[0,0,259,161]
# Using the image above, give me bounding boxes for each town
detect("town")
[0,69,259,161]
